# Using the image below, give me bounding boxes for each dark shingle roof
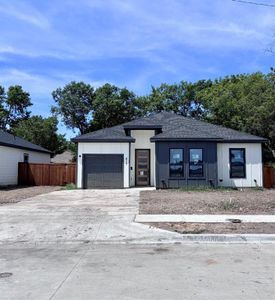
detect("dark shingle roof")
[71,125,135,142]
[72,112,267,143]
[0,131,51,154]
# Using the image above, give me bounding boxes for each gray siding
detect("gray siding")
[155,141,218,188]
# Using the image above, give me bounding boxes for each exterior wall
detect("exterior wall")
[77,142,130,188]
[130,130,156,186]
[155,141,217,188]
[217,143,263,187]
[0,146,50,186]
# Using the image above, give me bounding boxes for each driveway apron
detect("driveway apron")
[0,188,181,244]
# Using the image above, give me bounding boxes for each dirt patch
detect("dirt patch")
[0,186,61,205]
[140,189,275,215]
[145,222,275,234]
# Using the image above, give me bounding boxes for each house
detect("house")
[0,131,51,186]
[72,112,267,189]
[51,150,74,163]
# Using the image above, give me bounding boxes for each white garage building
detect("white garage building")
[0,130,51,186]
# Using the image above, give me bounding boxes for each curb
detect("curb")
[174,234,275,244]
[1,234,275,246]
[135,214,275,223]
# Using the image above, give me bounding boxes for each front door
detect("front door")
[135,149,150,186]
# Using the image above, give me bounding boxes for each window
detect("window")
[230,148,246,178]
[169,149,184,177]
[23,153,29,163]
[189,149,203,177]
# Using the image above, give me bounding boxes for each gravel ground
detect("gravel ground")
[140,189,275,215]
[0,186,61,205]
[146,222,275,234]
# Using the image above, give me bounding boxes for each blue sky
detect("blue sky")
[0,0,274,138]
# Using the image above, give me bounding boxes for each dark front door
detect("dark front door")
[83,154,124,189]
[135,149,150,186]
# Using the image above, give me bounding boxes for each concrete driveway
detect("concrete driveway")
[0,188,180,244]
[0,189,275,300]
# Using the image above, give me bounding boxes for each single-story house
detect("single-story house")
[72,112,267,189]
[0,131,51,186]
[51,150,74,163]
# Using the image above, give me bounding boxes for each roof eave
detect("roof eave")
[0,141,52,154]
[150,137,268,143]
[71,138,136,143]
[150,137,222,142]
[219,139,268,143]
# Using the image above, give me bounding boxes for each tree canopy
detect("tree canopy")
[198,72,275,159]
[91,83,138,130]
[12,116,68,155]
[52,81,95,135]
[1,70,274,161]
[136,80,212,118]
[51,72,275,161]
[0,85,32,130]
[52,82,139,133]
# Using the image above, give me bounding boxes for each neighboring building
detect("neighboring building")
[72,112,267,189]
[0,131,51,186]
[51,150,74,163]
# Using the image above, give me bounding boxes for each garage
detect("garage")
[83,154,124,189]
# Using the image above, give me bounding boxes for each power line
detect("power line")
[232,0,275,7]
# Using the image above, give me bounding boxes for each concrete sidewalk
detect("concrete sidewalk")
[135,214,275,223]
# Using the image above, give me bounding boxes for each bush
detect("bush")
[62,183,76,190]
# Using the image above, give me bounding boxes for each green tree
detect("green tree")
[0,85,32,130]
[12,115,68,155]
[52,82,139,133]
[198,72,275,160]
[67,141,77,162]
[52,81,95,134]
[91,83,138,130]
[138,80,212,118]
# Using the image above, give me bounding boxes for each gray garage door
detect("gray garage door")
[83,154,124,189]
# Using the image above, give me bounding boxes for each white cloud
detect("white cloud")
[0,0,274,65]
[0,68,107,96]
[0,0,273,138]
[0,1,50,29]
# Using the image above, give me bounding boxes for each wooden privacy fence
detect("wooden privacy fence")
[18,163,76,186]
[263,166,275,189]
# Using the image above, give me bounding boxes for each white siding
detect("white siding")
[0,146,50,186]
[217,143,263,187]
[77,142,130,188]
[130,130,155,187]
